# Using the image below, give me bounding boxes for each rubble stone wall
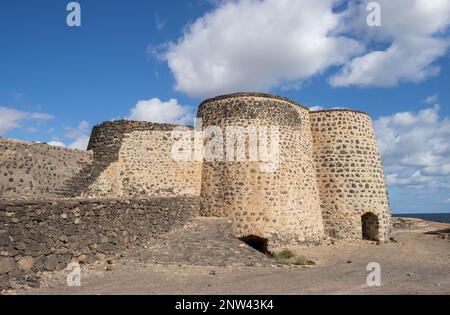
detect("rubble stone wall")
[0,138,92,200]
[310,110,391,241]
[69,120,202,198]
[0,197,200,290]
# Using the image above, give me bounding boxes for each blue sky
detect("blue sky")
[0,0,449,213]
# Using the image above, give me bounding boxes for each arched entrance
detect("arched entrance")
[239,235,269,254]
[361,212,379,241]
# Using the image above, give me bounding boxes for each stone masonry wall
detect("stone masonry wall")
[64,120,202,198]
[0,138,93,200]
[197,93,324,248]
[0,92,392,274]
[0,197,200,290]
[310,110,391,241]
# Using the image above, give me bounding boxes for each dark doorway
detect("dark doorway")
[361,212,379,241]
[239,235,269,254]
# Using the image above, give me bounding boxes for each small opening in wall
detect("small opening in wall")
[239,235,269,254]
[361,212,379,241]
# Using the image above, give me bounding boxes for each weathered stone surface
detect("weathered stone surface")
[63,120,202,199]
[32,256,45,271]
[45,255,58,271]
[0,230,9,246]
[0,257,17,274]
[310,110,391,241]
[0,138,92,200]
[17,256,33,271]
[136,218,274,267]
[197,93,390,246]
[0,273,9,290]
[198,94,324,248]
[7,269,24,280]
[0,197,199,287]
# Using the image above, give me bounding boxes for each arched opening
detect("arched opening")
[239,235,269,254]
[361,212,379,241]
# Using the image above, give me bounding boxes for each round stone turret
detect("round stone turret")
[310,110,391,241]
[197,93,324,248]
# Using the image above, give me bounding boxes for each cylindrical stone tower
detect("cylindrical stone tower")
[82,120,202,198]
[197,93,324,249]
[310,110,391,241]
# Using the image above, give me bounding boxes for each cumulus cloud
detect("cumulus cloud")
[43,98,195,151]
[127,98,194,125]
[162,0,364,97]
[330,38,447,87]
[330,0,450,87]
[374,105,450,188]
[0,106,54,134]
[157,0,450,96]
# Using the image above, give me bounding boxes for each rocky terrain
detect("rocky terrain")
[4,217,450,295]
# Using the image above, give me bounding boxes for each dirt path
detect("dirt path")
[16,218,450,295]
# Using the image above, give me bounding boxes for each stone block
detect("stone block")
[0,257,17,275]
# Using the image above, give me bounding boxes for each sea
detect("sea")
[393,213,450,224]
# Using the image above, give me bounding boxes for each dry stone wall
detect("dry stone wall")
[0,197,199,290]
[310,110,391,241]
[197,93,324,248]
[0,138,92,200]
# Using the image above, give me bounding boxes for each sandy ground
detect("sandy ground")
[14,218,450,295]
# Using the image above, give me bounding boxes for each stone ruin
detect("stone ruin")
[0,92,391,290]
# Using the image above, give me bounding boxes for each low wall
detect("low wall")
[0,197,199,290]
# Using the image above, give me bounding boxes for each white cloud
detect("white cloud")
[47,141,66,148]
[330,37,447,87]
[29,112,53,121]
[309,105,348,111]
[423,94,439,104]
[330,0,450,87]
[309,106,323,111]
[162,0,364,98]
[65,121,91,150]
[374,105,450,188]
[0,107,27,134]
[158,0,450,95]
[127,98,194,125]
[445,198,450,204]
[0,106,54,134]
[65,120,89,139]
[68,135,90,150]
[0,106,89,150]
